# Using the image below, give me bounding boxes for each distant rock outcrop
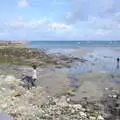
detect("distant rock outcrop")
[0,41,29,46]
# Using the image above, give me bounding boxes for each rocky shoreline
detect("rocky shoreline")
[0,47,86,68]
[0,74,120,120]
[0,47,120,120]
[0,75,103,120]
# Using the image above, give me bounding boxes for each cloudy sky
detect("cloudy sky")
[0,0,120,40]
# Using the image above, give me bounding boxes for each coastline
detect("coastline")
[0,46,120,119]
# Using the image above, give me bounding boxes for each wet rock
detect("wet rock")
[0,48,87,68]
[101,90,120,120]
[79,111,87,118]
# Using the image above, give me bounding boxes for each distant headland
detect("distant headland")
[0,41,29,46]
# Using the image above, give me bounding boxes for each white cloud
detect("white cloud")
[51,23,72,31]
[17,16,24,21]
[18,0,28,8]
[3,15,120,40]
[88,15,120,31]
[1,16,74,40]
[5,17,72,33]
[94,29,110,36]
[51,0,69,5]
[67,0,120,23]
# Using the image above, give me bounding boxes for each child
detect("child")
[32,65,37,87]
[117,57,119,64]
[117,57,120,69]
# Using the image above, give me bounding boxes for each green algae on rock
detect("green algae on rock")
[0,47,86,68]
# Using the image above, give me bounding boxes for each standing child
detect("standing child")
[117,57,120,69]
[117,57,120,64]
[32,65,37,87]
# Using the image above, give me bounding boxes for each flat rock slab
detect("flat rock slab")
[36,71,71,96]
[70,81,103,102]
[71,73,120,103]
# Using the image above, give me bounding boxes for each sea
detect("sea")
[27,41,120,53]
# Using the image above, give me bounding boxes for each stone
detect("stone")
[90,116,97,120]
[72,104,82,110]
[112,94,117,98]
[66,97,71,102]
[79,111,87,118]
[105,88,108,90]
[1,104,8,109]
[56,96,69,107]
[97,115,104,120]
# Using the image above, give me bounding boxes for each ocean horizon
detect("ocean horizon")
[27,41,120,52]
[28,41,120,47]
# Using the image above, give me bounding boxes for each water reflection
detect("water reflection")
[117,63,119,69]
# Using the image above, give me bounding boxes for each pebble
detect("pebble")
[79,111,87,118]
[97,115,104,120]
[105,88,108,90]
[72,104,82,110]
[112,94,117,98]
[90,116,97,120]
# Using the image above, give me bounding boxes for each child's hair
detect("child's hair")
[32,64,37,69]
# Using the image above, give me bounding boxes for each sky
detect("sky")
[0,0,120,41]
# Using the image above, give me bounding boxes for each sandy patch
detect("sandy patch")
[36,71,71,96]
[77,73,109,82]
[113,48,120,52]
[70,81,103,102]
[70,73,120,102]
[71,48,92,56]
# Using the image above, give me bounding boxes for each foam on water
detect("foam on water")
[46,48,76,54]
